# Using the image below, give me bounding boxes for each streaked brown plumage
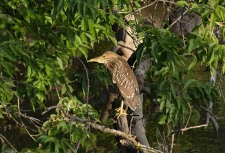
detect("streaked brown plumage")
[88,51,140,111]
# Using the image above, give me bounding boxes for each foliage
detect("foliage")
[136,0,224,138]
[0,0,122,151]
[38,97,98,152]
[0,0,224,152]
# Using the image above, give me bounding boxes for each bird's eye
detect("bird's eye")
[102,55,106,58]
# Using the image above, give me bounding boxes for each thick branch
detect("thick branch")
[66,114,163,153]
[99,93,118,122]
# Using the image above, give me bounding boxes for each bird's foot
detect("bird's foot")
[115,108,127,119]
[115,100,127,119]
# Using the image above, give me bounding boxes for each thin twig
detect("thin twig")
[17,97,37,141]
[75,140,81,152]
[168,9,189,29]
[169,133,175,153]
[117,41,136,52]
[0,101,12,118]
[17,96,21,113]
[16,112,42,126]
[77,57,90,119]
[200,105,216,116]
[42,105,62,115]
[0,133,18,152]
[173,124,208,133]
[55,84,61,99]
[184,103,192,129]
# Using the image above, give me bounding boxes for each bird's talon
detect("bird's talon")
[115,100,127,119]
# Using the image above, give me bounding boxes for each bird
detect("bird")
[88,51,140,113]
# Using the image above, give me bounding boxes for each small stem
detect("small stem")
[169,133,175,153]
[0,134,18,152]
[77,57,90,119]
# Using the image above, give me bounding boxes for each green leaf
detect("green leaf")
[176,98,182,110]
[159,79,168,90]
[79,47,88,59]
[27,66,32,77]
[4,80,15,87]
[134,1,141,7]
[45,64,52,77]
[75,35,82,44]
[136,43,145,66]
[88,19,96,39]
[0,14,15,24]
[83,3,87,17]
[57,57,64,70]
[171,83,176,98]
[64,141,76,152]
[176,1,189,7]
[20,0,28,8]
[61,84,67,95]
[183,79,197,91]
[160,99,165,111]
[93,24,106,30]
[201,9,210,19]
[188,39,194,53]
[43,120,51,128]
[68,85,73,93]
[0,62,14,77]
[81,18,87,31]
[56,0,64,14]
[108,36,117,46]
[188,57,197,70]
[57,121,69,132]
[209,12,215,31]
[222,63,225,74]
[158,115,167,125]
[108,14,115,24]
[45,15,53,24]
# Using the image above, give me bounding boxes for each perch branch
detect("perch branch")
[65,113,163,153]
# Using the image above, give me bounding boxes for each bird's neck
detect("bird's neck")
[105,60,120,72]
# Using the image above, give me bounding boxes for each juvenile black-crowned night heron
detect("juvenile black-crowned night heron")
[88,51,140,112]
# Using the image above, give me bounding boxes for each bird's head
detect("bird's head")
[87,51,119,64]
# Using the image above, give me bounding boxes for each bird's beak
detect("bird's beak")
[87,56,105,63]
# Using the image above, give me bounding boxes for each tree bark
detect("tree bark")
[132,94,150,147]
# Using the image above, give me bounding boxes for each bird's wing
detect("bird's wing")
[112,60,139,110]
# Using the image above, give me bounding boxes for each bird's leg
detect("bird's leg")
[115,100,127,119]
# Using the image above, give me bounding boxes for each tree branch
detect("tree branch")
[173,124,208,133]
[0,133,18,152]
[65,114,163,153]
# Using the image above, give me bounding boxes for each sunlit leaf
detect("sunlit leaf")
[183,79,197,91]
[4,80,15,87]
[0,14,15,24]
[79,47,88,59]
[158,115,167,125]
[176,1,189,7]
[108,36,117,46]
[57,57,64,70]
[54,0,64,15]
[61,84,67,95]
